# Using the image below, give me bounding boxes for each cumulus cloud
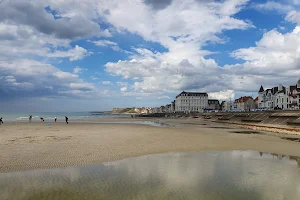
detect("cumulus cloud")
[3,0,300,105]
[208,90,235,101]
[286,10,300,24]
[89,39,131,53]
[230,26,300,73]
[73,66,87,74]
[120,87,128,92]
[254,1,294,14]
[144,0,173,10]
[49,45,92,61]
[0,59,95,99]
[101,0,253,97]
[254,0,300,24]
[223,26,300,92]
[0,0,104,40]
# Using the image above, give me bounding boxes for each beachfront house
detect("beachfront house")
[208,99,220,111]
[175,91,208,113]
[234,96,256,111]
[257,80,300,110]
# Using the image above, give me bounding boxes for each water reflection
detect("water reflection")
[260,152,300,167]
[1,151,300,200]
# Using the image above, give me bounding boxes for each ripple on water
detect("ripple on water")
[0,151,300,200]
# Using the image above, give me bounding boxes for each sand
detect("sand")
[1,118,300,173]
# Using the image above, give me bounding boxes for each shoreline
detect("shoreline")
[1,119,300,173]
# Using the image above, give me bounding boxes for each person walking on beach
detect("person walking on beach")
[65,116,68,124]
[0,117,3,125]
[29,115,32,122]
[54,117,57,123]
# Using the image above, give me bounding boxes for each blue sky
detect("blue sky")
[1,0,300,111]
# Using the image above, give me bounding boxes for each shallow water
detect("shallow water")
[1,151,300,200]
[72,120,171,127]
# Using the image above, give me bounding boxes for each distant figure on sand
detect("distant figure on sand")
[55,117,57,123]
[0,117,3,125]
[65,116,68,124]
[40,117,44,122]
[29,115,32,122]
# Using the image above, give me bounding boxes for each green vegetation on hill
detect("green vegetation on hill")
[111,108,137,114]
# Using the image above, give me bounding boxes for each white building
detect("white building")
[175,91,208,113]
[258,85,288,110]
[286,80,300,109]
[220,101,232,111]
[208,99,220,110]
[258,80,300,110]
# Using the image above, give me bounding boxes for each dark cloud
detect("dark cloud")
[0,0,100,39]
[144,0,173,10]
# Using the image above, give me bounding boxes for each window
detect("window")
[277,99,278,103]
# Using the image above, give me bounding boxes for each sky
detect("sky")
[1,0,300,112]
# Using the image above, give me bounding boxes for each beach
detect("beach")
[1,118,300,173]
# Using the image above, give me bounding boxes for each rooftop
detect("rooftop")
[176,91,208,98]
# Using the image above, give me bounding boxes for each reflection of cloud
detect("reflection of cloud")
[1,151,300,199]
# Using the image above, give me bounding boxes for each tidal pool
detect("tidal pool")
[1,151,300,200]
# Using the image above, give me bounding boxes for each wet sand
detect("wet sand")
[1,119,300,173]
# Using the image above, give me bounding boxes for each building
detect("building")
[159,106,166,113]
[287,81,300,109]
[220,101,232,111]
[207,99,220,110]
[171,101,175,113]
[175,91,208,113]
[152,107,160,113]
[234,96,256,111]
[165,104,172,113]
[254,97,258,109]
[258,84,290,110]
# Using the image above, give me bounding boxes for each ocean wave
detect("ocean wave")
[16,117,30,120]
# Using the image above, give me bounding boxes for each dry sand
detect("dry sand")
[1,118,300,173]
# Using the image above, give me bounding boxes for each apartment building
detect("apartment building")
[234,96,256,111]
[175,91,208,112]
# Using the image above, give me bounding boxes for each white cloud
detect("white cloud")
[92,40,117,47]
[0,0,106,40]
[101,0,253,97]
[0,59,95,99]
[230,26,300,73]
[69,82,95,91]
[254,1,294,14]
[89,39,131,53]
[254,1,300,25]
[102,81,112,85]
[90,76,98,80]
[120,87,127,92]
[117,82,129,87]
[158,95,170,99]
[286,10,300,24]
[49,45,92,61]
[208,90,235,101]
[73,66,87,74]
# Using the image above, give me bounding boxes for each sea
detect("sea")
[0,111,129,122]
